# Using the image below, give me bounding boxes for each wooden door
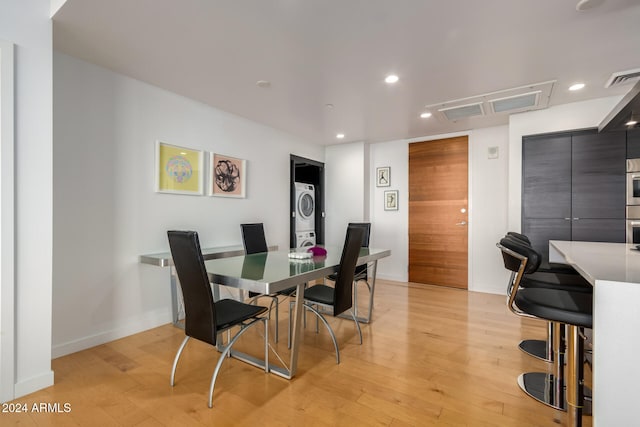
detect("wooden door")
[408,136,468,288]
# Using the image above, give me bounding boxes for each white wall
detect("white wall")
[324,142,368,247]
[368,128,511,293]
[52,52,324,357]
[368,139,409,282]
[0,0,54,400]
[469,126,511,294]
[508,97,622,232]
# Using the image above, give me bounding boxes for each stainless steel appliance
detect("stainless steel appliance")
[627,206,640,244]
[627,159,640,243]
[627,159,640,206]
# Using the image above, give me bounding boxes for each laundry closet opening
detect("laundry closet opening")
[290,155,325,249]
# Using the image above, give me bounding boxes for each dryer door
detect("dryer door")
[297,192,314,219]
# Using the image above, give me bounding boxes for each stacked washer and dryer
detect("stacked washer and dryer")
[294,182,316,248]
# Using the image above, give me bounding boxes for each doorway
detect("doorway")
[408,136,468,289]
[290,155,325,249]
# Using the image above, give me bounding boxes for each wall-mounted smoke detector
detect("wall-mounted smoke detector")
[605,68,640,88]
[425,81,554,123]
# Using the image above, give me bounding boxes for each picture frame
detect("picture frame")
[209,153,246,198]
[384,190,399,211]
[376,166,391,187]
[155,141,204,195]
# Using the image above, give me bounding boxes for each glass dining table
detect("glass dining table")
[204,246,391,380]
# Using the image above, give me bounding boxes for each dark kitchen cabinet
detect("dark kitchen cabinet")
[522,133,572,219]
[522,129,626,266]
[628,127,640,159]
[571,130,626,219]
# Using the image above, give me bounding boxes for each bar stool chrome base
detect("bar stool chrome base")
[518,372,565,411]
[519,339,552,362]
[517,372,592,414]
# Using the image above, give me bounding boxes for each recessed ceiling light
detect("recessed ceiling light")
[336,133,345,139]
[325,104,334,109]
[256,80,271,88]
[420,112,432,119]
[627,119,638,126]
[385,74,399,84]
[569,83,585,91]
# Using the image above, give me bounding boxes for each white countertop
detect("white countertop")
[549,240,640,286]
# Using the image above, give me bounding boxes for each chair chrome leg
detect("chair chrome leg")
[170,336,190,386]
[287,300,293,349]
[304,304,340,364]
[273,296,279,343]
[263,317,269,373]
[208,318,264,408]
[353,280,359,318]
[350,309,362,344]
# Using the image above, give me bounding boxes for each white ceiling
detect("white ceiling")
[52,0,640,145]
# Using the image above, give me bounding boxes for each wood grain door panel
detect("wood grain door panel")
[409,136,468,289]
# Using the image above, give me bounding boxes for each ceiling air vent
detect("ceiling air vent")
[489,91,541,113]
[438,102,484,121]
[425,80,554,123]
[605,68,640,88]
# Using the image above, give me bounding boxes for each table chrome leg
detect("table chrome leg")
[365,260,378,323]
[287,282,305,379]
[170,267,184,329]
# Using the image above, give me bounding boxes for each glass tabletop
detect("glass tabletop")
[204,247,390,294]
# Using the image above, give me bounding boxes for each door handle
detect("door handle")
[456,221,467,226]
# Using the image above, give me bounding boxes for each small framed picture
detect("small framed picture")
[376,166,391,187]
[384,190,398,211]
[155,141,204,195]
[209,153,246,198]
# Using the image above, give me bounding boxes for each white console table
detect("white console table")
[549,240,640,426]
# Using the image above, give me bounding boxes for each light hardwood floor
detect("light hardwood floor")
[4,280,591,426]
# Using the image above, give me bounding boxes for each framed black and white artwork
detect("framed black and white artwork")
[384,190,398,211]
[376,166,390,187]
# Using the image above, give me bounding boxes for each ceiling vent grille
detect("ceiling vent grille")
[605,68,640,88]
[489,91,540,113]
[425,81,554,123]
[438,103,484,120]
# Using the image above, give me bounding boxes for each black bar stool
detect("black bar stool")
[502,234,592,364]
[498,238,592,426]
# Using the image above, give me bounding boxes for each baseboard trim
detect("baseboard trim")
[14,370,54,399]
[52,308,171,359]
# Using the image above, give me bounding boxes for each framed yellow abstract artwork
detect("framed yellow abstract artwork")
[155,141,204,195]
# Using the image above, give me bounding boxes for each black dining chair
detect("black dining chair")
[241,223,296,343]
[325,222,371,315]
[167,230,269,408]
[288,225,365,363]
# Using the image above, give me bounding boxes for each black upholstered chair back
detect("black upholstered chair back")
[499,236,541,274]
[167,230,218,346]
[506,231,531,245]
[333,226,366,316]
[241,223,269,255]
[348,222,371,278]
